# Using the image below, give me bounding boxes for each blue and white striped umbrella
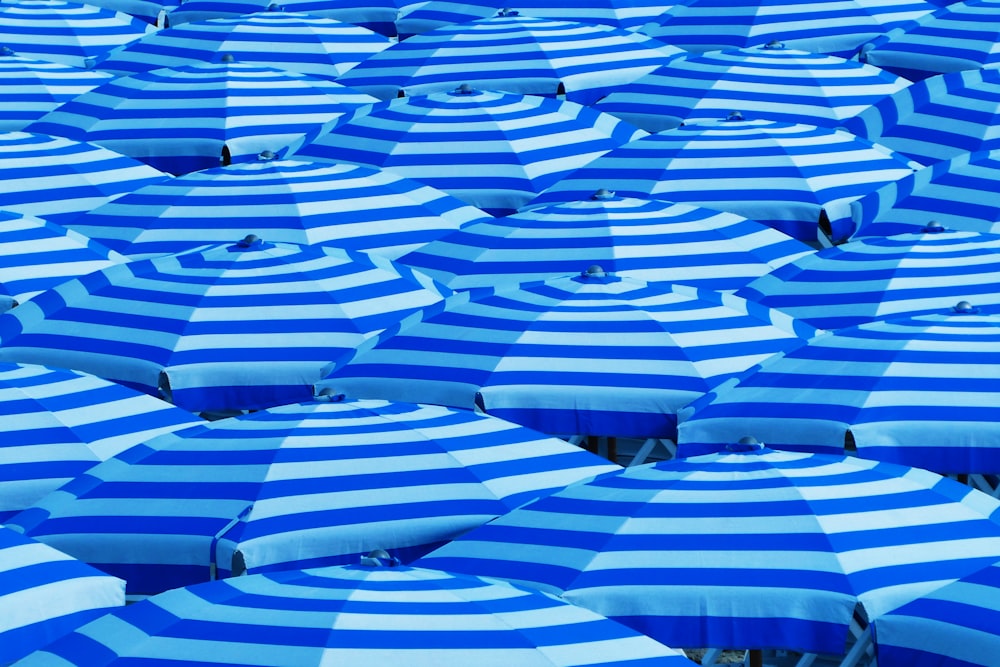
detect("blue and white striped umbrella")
[316,270,817,440]
[397,190,812,291]
[0,48,112,132]
[9,398,620,596]
[677,303,1000,474]
[27,61,377,176]
[332,14,683,104]
[0,132,168,228]
[841,69,1000,167]
[0,525,124,665]
[63,157,489,260]
[168,0,404,36]
[0,362,200,523]
[93,11,392,79]
[16,562,692,666]
[0,237,450,413]
[284,86,646,216]
[0,0,154,68]
[529,117,922,245]
[418,445,1000,656]
[594,42,910,133]
[734,225,1000,330]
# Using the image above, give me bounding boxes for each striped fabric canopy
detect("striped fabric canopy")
[168,0,404,36]
[0,237,450,413]
[285,86,646,216]
[0,525,124,665]
[677,303,1000,474]
[528,117,922,244]
[8,398,620,596]
[0,132,168,228]
[333,14,683,104]
[397,190,812,292]
[63,158,489,260]
[842,69,1000,167]
[27,61,377,176]
[0,362,200,523]
[417,446,1000,656]
[16,563,692,666]
[93,11,392,79]
[734,226,1000,330]
[594,43,910,133]
[316,270,817,440]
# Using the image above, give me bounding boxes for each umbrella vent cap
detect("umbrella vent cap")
[266,2,283,10]
[953,301,979,314]
[763,40,785,49]
[233,234,267,251]
[726,110,746,121]
[591,188,616,201]
[258,149,276,161]
[0,46,14,57]
[453,83,479,95]
[497,7,519,16]
[921,220,945,233]
[360,549,400,567]
[727,436,765,452]
[219,53,236,63]
[582,264,607,278]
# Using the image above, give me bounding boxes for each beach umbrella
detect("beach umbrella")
[92,11,392,79]
[397,189,812,292]
[841,69,1000,167]
[8,398,620,596]
[593,42,911,133]
[0,236,450,414]
[333,13,683,105]
[0,525,124,664]
[0,48,112,132]
[168,0,405,37]
[282,86,646,217]
[528,116,922,245]
[27,61,377,176]
[417,444,1000,658]
[677,302,1000,475]
[316,269,817,442]
[0,132,168,228]
[734,224,1000,330]
[15,562,692,666]
[0,362,201,523]
[62,157,489,260]
[0,0,154,69]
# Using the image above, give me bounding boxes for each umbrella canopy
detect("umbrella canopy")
[0,525,124,665]
[15,562,692,666]
[677,302,1000,474]
[0,0,154,68]
[0,362,201,523]
[333,13,683,105]
[8,398,620,596]
[27,60,378,176]
[397,189,812,292]
[417,444,1000,657]
[593,42,910,133]
[316,269,818,440]
[0,236,450,413]
[63,157,489,260]
[93,11,392,79]
[0,131,168,228]
[528,116,922,245]
[168,0,405,37]
[283,85,646,216]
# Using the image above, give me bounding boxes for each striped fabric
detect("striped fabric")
[528,117,922,244]
[0,526,124,665]
[417,446,1000,656]
[677,304,1000,474]
[93,11,392,79]
[63,158,489,260]
[16,564,692,666]
[841,69,1000,167]
[397,191,812,292]
[84,0,177,26]
[735,227,1000,330]
[316,271,817,440]
[0,0,154,69]
[0,237,450,413]
[0,362,200,523]
[333,14,683,104]
[0,50,112,132]
[27,62,378,176]
[285,87,646,216]
[168,0,403,37]
[8,399,620,596]
[594,43,910,133]
[0,132,168,228]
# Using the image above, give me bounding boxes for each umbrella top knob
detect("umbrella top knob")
[266,2,283,10]
[497,7,519,16]
[953,300,979,314]
[921,220,945,233]
[258,149,276,161]
[727,436,765,452]
[763,40,785,49]
[236,234,262,249]
[453,83,479,95]
[219,53,236,63]
[726,110,746,121]
[0,46,15,57]
[360,549,399,567]
[582,264,607,278]
[591,188,616,201]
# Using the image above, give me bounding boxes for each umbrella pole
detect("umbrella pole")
[748,649,763,667]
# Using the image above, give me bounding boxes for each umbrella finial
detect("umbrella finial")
[726,110,745,121]
[497,7,519,16]
[360,549,400,567]
[591,188,616,201]
[237,234,262,249]
[728,436,764,452]
[0,46,15,57]
[219,53,236,63]
[258,149,276,161]
[953,300,979,314]
[454,83,478,95]
[582,264,607,278]
[764,40,785,49]
[921,220,945,233]
[266,2,283,10]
